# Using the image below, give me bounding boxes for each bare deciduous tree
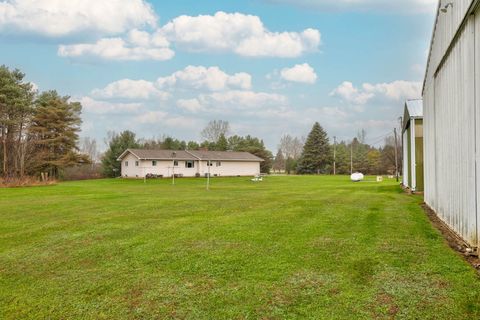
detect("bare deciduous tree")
[200,120,230,143]
[278,134,304,160]
[80,137,99,164]
[357,129,367,144]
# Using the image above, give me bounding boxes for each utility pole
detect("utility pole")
[333,136,337,175]
[398,117,403,178]
[394,128,399,182]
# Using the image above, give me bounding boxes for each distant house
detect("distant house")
[402,99,423,192]
[423,1,480,249]
[117,149,263,178]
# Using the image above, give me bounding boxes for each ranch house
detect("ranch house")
[117,149,263,178]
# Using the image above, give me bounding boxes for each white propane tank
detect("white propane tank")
[351,172,364,182]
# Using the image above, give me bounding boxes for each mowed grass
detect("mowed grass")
[1,176,480,319]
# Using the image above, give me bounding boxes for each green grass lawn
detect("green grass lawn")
[1,176,480,319]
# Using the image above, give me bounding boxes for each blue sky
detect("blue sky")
[0,0,437,150]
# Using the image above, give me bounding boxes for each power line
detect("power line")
[365,131,392,145]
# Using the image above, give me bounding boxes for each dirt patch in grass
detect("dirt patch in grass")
[372,292,399,319]
[422,204,480,273]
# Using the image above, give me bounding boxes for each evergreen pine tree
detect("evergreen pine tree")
[0,66,35,178]
[296,122,330,174]
[214,133,228,151]
[29,91,88,178]
[102,130,139,177]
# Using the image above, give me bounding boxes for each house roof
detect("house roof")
[403,99,423,132]
[117,149,197,161]
[117,149,264,162]
[406,99,423,118]
[187,150,264,162]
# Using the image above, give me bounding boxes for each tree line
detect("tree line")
[273,123,400,175]
[0,66,88,181]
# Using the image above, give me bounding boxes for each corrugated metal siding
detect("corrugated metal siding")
[424,3,478,246]
[475,5,480,248]
[424,79,436,209]
[425,1,474,84]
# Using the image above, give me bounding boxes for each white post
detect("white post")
[207,161,210,190]
[171,152,176,185]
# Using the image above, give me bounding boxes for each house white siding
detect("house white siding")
[118,150,262,178]
[199,161,260,177]
[138,160,198,177]
[423,0,479,247]
[121,153,141,177]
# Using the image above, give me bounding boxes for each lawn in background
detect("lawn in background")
[1,176,480,319]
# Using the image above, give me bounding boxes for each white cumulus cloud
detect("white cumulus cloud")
[0,0,157,37]
[58,34,174,61]
[330,81,374,105]
[55,10,320,61]
[330,80,421,105]
[280,63,317,84]
[159,11,320,58]
[134,111,200,128]
[91,79,170,100]
[177,90,288,115]
[156,65,252,91]
[89,66,251,104]
[176,99,204,113]
[362,81,422,101]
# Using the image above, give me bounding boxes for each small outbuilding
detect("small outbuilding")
[402,99,424,192]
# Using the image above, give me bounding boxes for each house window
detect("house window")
[152,160,157,166]
[185,160,194,168]
[216,161,221,167]
[135,161,139,167]
[207,161,213,166]
[174,160,178,166]
[125,161,128,167]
